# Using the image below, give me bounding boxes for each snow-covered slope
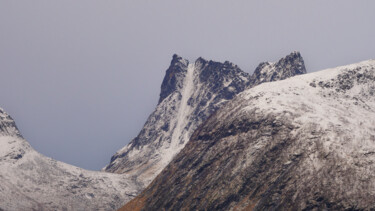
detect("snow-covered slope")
[0,108,139,211]
[104,52,306,190]
[121,59,375,210]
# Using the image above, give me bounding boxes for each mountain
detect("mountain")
[0,52,305,210]
[104,52,306,191]
[0,108,140,211]
[249,51,306,86]
[121,59,375,210]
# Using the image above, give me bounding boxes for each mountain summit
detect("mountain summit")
[122,59,375,211]
[250,51,306,86]
[104,52,307,191]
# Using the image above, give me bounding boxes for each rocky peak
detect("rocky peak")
[0,108,22,138]
[105,52,307,193]
[250,51,306,86]
[159,55,248,105]
[195,56,207,64]
[197,59,250,103]
[105,55,252,185]
[158,54,189,104]
[275,51,306,75]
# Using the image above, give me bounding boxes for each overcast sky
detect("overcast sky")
[1,1,374,170]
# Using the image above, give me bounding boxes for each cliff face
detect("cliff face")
[105,52,306,191]
[121,59,375,211]
[0,108,140,211]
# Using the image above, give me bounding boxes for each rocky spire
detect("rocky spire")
[158,54,188,104]
[249,51,306,86]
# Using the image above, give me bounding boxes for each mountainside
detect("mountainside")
[104,52,306,190]
[0,108,140,211]
[122,59,375,210]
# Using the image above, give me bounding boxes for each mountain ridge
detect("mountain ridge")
[0,52,307,210]
[120,59,375,210]
[0,109,140,211]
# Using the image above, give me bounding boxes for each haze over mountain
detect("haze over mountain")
[122,59,375,211]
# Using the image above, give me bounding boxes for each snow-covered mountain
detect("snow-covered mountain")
[0,108,140,211]
[121,59,375,210]
[104,52,306,190]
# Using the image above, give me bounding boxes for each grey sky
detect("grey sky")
[1,1,374,170]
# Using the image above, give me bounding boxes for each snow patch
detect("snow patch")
[163,62,196,166]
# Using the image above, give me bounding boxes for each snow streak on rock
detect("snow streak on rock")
[166,62,195,166]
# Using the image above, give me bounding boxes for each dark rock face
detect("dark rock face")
[250,51,306,86]
[190,59,251,123]
[121,60,375,210]
[158,54,188,104]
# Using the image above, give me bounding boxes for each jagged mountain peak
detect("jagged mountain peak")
[158,54,189,104]
[275,51,305,73]
[105,52,307,193]
[250,51,306,86]
[0,108,22,138]
[171,53,188,65]
[195,56,238,68]
[283,50,302,59]
[107,55,252,178]
[159,54,245,104]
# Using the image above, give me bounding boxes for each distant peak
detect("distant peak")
[171,54,188,65]
[276,51,306,74]
[289,51,301,56]
[279,51,303,63]
[196,56,208,63]
[250,51,306,86]
[172,53,182,61]
[0,107,23,138]
[0,107,11,120]
[158,55,189,104]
